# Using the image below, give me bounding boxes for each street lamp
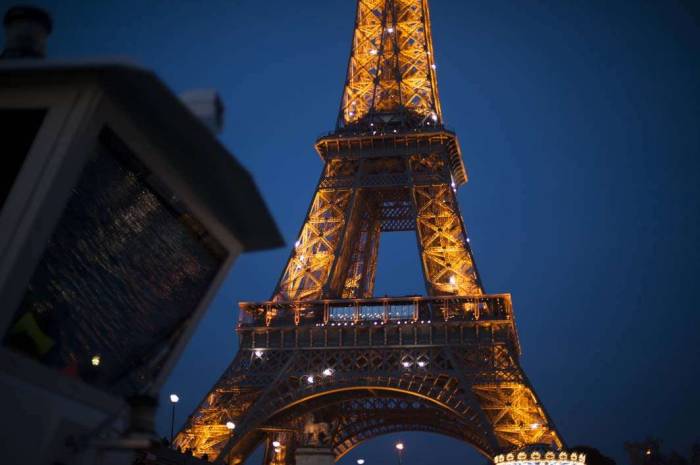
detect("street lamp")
[169,393,179,445]
[357,459,366,465]
[395,442,404,465]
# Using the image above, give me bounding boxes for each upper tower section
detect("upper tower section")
[319,0,467,185]
[336,0,442,132]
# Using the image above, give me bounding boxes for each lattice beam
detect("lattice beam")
[413,184,482,295]
[172,1,566,464]
[274,188,354,301]
[338,0,442,130]
[474,382,563,449]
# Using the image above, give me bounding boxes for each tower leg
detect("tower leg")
[412,183,482,295]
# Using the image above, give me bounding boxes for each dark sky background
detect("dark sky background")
[8,0,699,463]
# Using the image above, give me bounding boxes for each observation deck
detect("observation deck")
[237,294,520,353]
[314,128,467,186]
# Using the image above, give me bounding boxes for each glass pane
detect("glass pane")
[329,306,354,322]
[387,303,414,320]
[359,305,384,320]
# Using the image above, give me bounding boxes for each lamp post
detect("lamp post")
[395,442,404,465]
[357,459,366,465]
[169,393,179,445]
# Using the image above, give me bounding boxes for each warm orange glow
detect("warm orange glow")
[414,184,482,295]
[274,189,352,301]
[340,0,442,126]
[174,1,563,463]
[474,383,562,449]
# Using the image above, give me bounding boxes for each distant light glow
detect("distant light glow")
[275,447,282,454]
[170,394,180,403]
[272,441,281,448]
[401,361,412,368]
[323,368,334,377]
[306,375,315,384]
[226,421,236,430]
[395,442,404,451]
[370,49,378,55]
[254,349,264,358]
[387,27,394,33]
[530,422,540,430]
[357,460,366,465]
[91,355,101,366]
[449,275,457,285]
[417,360,427,367]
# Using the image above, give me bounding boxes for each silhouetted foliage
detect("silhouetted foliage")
[626,438,663,465]
[571,445,616,465]
[692,443,700,465]
[625,438,700,465]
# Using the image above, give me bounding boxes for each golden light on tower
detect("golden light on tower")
[339,0,442,127]
[172,0,566,462]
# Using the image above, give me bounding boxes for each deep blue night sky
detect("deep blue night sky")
[7,0,699,463]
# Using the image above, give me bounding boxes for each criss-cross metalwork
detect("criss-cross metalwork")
[338,0,442,130]
[174,1,564,463]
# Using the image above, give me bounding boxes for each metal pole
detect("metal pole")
[170,402,176,445]
[398,449,403,465]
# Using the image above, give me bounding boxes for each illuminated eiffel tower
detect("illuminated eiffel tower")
[175,0,564,463]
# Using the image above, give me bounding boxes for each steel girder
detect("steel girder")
[338,0,442,130]
[272,147,482,301]
[174,344,562,463]
[174,0,564,463]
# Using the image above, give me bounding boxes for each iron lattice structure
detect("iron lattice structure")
[174,0,563,463]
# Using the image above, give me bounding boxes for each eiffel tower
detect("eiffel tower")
[174,0,564,463]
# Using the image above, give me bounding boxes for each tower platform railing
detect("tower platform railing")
[238,294,513,328]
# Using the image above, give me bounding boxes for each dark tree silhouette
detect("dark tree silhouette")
[571,445,616,465]
[692,443,700,465]
[624,438,700,465]
[625,438,664,465]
